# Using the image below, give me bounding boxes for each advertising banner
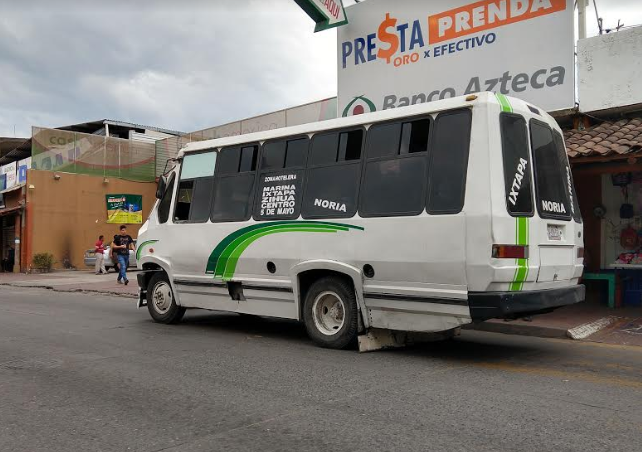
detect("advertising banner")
[1,162,17,190]
[338,0,574,116]
[18,157,31,184]
[106,194,143,224]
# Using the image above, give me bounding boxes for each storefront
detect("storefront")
[0,185,24,273]
[566,116,642,309]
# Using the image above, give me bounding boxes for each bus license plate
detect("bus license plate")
[547,225,562,241]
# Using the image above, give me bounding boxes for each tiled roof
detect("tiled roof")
[565,117,642,159]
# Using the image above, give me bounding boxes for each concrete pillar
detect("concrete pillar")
[12,213,20,273]
[578,0,587,40]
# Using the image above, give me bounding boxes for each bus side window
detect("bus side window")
[359,118,430,217]
[173,151,217,223]
[254,137,309,221]
[427,109,472,214]
[302,129,363,219]
[211,145,259,222]
[157,174,175,224]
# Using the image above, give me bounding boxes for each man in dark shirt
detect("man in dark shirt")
[113,225,134,285]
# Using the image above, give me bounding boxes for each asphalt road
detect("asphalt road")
[1,286,641,452]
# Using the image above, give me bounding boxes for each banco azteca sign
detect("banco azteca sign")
[338,0,574,115]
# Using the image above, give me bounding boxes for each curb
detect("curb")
[0,282,137,299]
[567,316,620,340]
[464,320,569,339]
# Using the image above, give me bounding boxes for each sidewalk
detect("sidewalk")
[0,269,138,298]
[469,300,642,346]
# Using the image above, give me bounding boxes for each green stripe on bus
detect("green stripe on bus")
[509,217,529,292]
[206,221,364,280]
[136,240,158,261]
[220,227,341,280]
[495,93,513,113]
[213,222,357,277]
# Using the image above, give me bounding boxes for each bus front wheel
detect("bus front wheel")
[303,276,359,349]
[146,273,186,324]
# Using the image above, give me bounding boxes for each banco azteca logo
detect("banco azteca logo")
[342,95,376,117]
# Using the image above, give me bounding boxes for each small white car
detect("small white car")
[84,241,137,272]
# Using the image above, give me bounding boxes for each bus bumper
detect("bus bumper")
[468,285,585,322]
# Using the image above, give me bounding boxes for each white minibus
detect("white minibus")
[135,92,584,349]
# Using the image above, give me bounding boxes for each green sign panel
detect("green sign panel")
[294,0,348,32]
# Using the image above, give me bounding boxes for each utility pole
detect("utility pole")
[578,0,587,39]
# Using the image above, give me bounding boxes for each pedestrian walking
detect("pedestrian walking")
[113,225,134,285]
[94,235,107,274]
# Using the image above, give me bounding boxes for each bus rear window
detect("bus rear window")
[530,120,571,220]
[501,114,533,216]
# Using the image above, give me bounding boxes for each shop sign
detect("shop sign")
[1,162,17,189]
[106,194,143,224]
[338,0,574,115]
[18,158,31,184]
[295,0,348,32]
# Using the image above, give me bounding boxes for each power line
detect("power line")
[592,0,603,34]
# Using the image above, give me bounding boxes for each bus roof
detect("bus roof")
[179,92,547,157]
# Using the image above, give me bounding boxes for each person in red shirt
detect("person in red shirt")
[95,235,106,275]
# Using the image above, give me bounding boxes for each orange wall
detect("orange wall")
[26,170,156,270]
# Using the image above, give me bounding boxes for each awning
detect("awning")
[0,205,22,216]
[0,183,25,195]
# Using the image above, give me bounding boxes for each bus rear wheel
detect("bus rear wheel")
[303,276,358,349]
[147,273,186,324]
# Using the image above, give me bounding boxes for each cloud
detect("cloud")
[0,0,639,138]
[0,0,337,137]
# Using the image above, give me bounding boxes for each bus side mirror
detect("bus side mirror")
[155,176,167,199]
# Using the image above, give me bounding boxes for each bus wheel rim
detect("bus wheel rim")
[312,291,345,336]
[152,281,173,314]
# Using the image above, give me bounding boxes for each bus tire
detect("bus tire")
[146,272,185,324]
[303,276,358,349]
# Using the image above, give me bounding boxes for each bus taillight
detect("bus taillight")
[492,244,528,259]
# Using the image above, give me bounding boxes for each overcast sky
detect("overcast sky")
[0,0,640,138]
